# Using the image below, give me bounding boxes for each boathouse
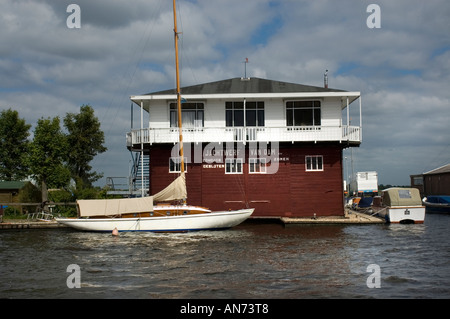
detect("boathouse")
[127,77,361,218]
[411,163,450,196]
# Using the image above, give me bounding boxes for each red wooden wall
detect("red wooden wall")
[148,142,344,218]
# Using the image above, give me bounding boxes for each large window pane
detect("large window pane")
[286,100,321,126]
[246,109,256,126]
[234,110,244,126]
[170,102,204,128]
[225,101,264,127]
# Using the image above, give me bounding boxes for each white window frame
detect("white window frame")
[285,100,321,127]
[225,158,243,174]
[169,157,187,173]
[305,155,323,172]
[249,158,267,174]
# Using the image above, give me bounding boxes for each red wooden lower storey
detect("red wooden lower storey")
[147,142,346,218]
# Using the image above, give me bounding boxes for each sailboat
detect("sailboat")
[56,0,254,232]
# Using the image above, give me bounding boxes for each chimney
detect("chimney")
[324,70,328,88]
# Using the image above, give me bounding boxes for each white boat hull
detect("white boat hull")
[56,208,254,232]
[377,206,425,224]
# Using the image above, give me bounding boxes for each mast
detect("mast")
[173,0,187,203]
[173,0,184,174]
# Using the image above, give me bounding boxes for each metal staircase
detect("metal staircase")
[106,152,149,197]
[130,152,150,195]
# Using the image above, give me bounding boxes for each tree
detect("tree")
[29,116,70,203]
[0,108,31,180]
[64,105,107,189]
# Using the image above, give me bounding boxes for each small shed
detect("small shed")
[0,181,26,203]
[423,164,450,196]
[0,181,27,219]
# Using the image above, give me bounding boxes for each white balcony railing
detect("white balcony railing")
[127,126,361,147]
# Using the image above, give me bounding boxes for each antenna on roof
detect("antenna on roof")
[241,58,250,80]
[324,69,328,88]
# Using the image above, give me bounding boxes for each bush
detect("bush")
[4,206,26,219]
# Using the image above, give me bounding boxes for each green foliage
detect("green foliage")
[64,105,107,188]
[19,182,42,214]
[28,116,70,189]
[18,182,41,203]
[48,189,73,203]
[0,108,31,180]
[2,106,108,205]
[48,189,77,217]
[3,206,23,218]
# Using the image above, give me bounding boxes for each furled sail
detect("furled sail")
[77,173,186,217]
[153,172,187,202]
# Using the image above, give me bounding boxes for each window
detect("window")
[398,189,412,199]
[170,102,204,128]
[306,155,323,171]
[249,158,266,174]
[226,101,264,127]
[169,157,187,173]
[286,101,321,126]
[413,176,423,186]
[225,158,243,174]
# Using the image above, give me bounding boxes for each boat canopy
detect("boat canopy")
[382,188,422,207]
[77,173,187,217]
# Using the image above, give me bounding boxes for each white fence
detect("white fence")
[128,125,361,146]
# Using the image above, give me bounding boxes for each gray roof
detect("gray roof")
[424,164,450,175]
[146,77,347,96]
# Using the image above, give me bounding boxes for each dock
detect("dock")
[280,209,385,225]
[0,220,67,230]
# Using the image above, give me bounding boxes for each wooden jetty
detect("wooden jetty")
[0,220,67,230]
[280,209,385,225]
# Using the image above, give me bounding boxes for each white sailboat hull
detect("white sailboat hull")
[56,208,254,232]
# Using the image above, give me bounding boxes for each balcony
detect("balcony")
[127,125,361,149]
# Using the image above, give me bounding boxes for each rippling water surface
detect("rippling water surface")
[1,214,449,299]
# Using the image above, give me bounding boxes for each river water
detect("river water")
[0,213,449,299]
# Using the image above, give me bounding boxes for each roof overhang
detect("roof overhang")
[131,91,361,112]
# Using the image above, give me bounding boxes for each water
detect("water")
[1,214,449,299]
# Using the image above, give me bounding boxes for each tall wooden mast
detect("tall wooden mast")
[173,0,187,205]
[173,0,184,175]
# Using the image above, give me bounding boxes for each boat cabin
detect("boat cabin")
[127,77,362,218]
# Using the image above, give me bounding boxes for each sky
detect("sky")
[1,0,449,187]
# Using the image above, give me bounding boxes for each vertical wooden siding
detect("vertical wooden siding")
[149,143,344,217]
